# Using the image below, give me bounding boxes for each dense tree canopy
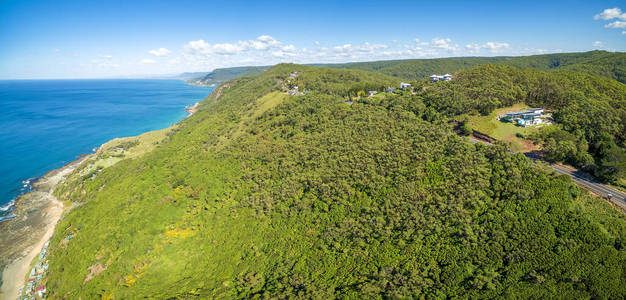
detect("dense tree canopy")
[395,64,626,184]
[46,63,626,298]
[324,50,626,84]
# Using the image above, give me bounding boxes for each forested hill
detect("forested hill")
[45,64,626,298]
[186,66,269,86]
[321,50,626,83]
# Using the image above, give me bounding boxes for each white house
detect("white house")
[400,82,412,90]
[430,74,453,82]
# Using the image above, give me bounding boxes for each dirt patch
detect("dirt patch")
[212,83,232,100]
[83,263,107,284]
[518,138,538,152]
[158,196,173,204]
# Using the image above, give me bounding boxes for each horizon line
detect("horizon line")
[1,49,620,80]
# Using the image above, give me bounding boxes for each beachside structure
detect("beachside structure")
[430,74,453,82]
[503,108,545,127]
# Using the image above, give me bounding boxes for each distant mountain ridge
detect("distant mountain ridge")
[183,51,625,87]
[177,72,211,80]
[317,50,626,83]
[185,66,269,86]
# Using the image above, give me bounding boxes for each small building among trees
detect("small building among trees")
[430,74,453,82]
[502,108,545,127]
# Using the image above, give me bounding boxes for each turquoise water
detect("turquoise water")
[0,79,213,222]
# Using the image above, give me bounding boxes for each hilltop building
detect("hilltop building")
[430,74,452,82]
[400,82,412,90]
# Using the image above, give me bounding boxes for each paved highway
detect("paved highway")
[548,163,626,210]
[468,135,626,210]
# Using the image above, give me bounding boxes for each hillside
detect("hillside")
[411,64,626,185]
[42,64,626,298]
[322,50,626,83]
[186,66,269,86]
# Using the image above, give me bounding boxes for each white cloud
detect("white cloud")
[184,35,284,57]
[356,42,388,52]
[592,41,604,47]
[257,35,280,45]
[185,40,212,54]
[429,38,459,51]
[595,8,626,34]
[140,58,156,64]
[333,44,352,52]
[212,43,246,55]
[149,48,172,56]
[282,44,296,52]
[172,35,519,74]
[594,8,626,20]
[465,41,510,54]
[465,43,481,53]
[605,20,626,28]
[483,42,510,52]
[100,55,113,59]
[332,42,387,55]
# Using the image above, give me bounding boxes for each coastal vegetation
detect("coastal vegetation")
[42,61,626,298]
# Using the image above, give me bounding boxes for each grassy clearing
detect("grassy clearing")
[98,126,176,160]
[468,104,543,152]
[65,126,176,186]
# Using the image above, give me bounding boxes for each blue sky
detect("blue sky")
[1,0,625,79]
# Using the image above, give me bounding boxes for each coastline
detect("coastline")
[185,102,200,116]
[0,156,88,299]
[0,103,202,299]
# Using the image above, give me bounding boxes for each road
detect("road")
[467,135,626,210]
[548,163,626,210]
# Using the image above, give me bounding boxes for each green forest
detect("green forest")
[406,64,626,184]
[323,50,626,84]
[45,56,626,298]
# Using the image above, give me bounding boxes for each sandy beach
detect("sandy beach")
[0,156,87,300]
[0,104,198,299]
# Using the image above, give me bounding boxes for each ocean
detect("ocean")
[0,79,213,222]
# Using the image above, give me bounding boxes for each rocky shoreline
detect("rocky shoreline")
[0,155,90,299]
[0,104,201,299]
[185,102,200,116]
